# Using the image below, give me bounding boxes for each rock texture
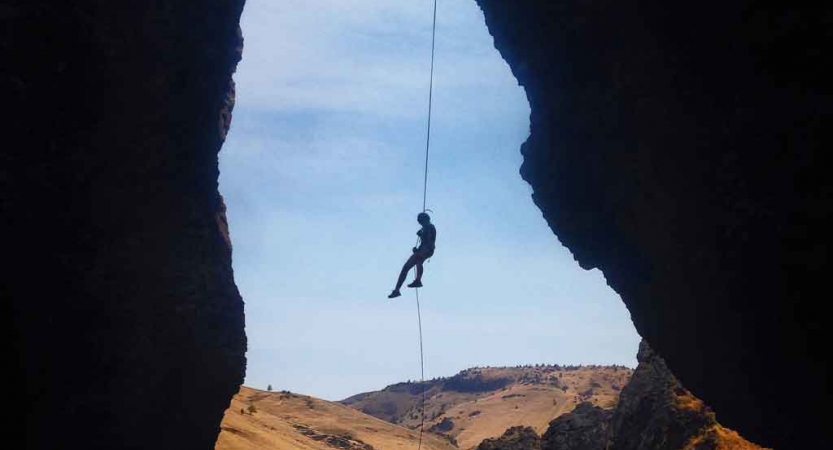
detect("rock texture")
[479,427,542,450]
[541,403,611,450]
[475,1,831,448]
[5,1,247,449]
[607,342,762,450]
[478,341,763,450]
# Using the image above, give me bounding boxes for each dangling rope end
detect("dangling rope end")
[415,287,426,450]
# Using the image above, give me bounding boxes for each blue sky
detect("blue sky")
[219,0,640,401]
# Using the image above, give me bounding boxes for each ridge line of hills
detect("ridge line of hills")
[216,349,765,450]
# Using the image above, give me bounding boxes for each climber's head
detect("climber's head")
[417,212,431,225]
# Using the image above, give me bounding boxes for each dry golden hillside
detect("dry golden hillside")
[343,365,633,449]
[215,387,457,450]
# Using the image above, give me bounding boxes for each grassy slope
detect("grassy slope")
[343,366,633,449]
[216,387,458,450]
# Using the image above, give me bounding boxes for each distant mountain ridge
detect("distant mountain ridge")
[217,353,767,450]
[341,365,633,449]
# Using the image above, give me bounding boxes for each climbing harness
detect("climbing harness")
[415,1,437,449]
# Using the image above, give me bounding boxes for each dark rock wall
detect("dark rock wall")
[6,0,830,448]
[4,1,247,448]
[475,1,831,448]
[608,341,761,450]
[541,402,611,450]
[479,427,543,450]
[608,342,708,450]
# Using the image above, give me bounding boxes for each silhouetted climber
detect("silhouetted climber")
[389,212,437,298]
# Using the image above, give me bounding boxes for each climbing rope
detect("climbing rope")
[416,1,437,449]
[415,287,426,450]
[422,0,437,214]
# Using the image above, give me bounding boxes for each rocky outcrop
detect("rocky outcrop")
[607,342,763,450]
[6,1,247,449]
[478,427,542,450]
[475,1,830,447]
[541,403,611,450]
[430,417,456,433]
[480,342,763,450]
[293,425,376,450]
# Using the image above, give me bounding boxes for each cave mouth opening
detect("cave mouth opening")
[218,0,640,402]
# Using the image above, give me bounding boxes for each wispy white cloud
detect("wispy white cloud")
[227,131,395,181]
[235,0,519,118]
